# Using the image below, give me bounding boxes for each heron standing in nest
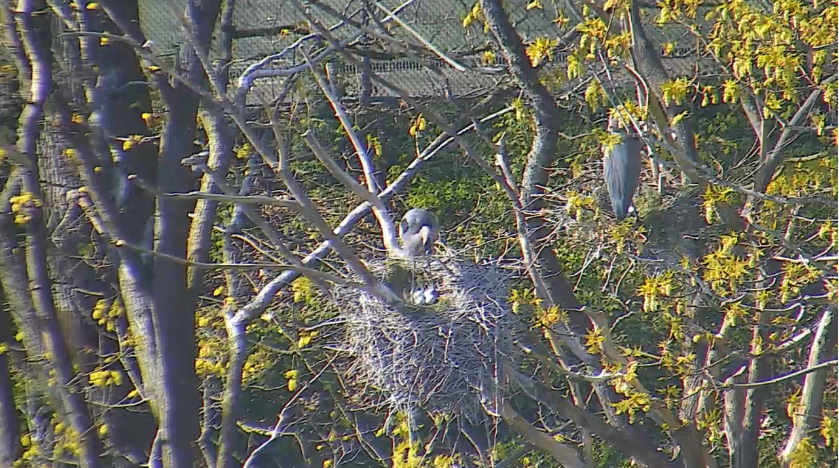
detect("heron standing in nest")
[398,208,439,305]
[399,208,439,257]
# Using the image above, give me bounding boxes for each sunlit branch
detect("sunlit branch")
[720,359,838,390]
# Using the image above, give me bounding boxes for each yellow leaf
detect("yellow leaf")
[287,378,298,392]
[526,0,542,10]
[553,13,570,26]
[660,78,690,107]
[462,13,474,28]
[100,37,109,46]
[584,81,605,109]
[512,97,525,121]
[482,50,496,65]
[567,53,584,79]
[525,37,558,67]
[671,111,689,125]
[789,437,817,468]
[821,415,837,448]
[603,0,623,11]
[722,80,738,103]
[86,2,99,10]
[705,203,715,224]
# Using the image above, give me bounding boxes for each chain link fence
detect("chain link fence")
[140,0,709,104]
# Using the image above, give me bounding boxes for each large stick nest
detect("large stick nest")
[338,255,513,421]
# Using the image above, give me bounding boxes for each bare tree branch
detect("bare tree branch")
[780,307,836,465]
[753,74,838,193]
[4,3,103,466]
[130,174,301,210]
[723,358,838,390]
[501,402,585,468]
[302,52,402,256]
[304,131,404,257]
[372,1,467,71]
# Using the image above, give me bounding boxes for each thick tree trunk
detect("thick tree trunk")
[0,287,22,467]
[148,1,223,466]
[8,2,103,465]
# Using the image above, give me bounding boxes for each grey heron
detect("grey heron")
[602,117,643,220]
[399,208,439,257]
[398,208,440,305]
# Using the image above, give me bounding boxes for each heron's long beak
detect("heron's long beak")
[418,226,431,245]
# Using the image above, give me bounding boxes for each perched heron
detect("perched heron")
[602,117,643,220]
[399,208,439,257]
[397,208,440,305]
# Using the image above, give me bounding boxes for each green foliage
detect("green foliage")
[659,78,692,107]
[3,2,837,467]
[525,37,560,67]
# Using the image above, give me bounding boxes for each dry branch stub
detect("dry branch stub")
[338,254,513,426]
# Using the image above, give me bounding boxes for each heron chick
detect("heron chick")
[399,208,439,258]
[602,117,642,220]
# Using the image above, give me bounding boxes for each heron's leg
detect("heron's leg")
[425,255,433,289]
[410,257,417,303]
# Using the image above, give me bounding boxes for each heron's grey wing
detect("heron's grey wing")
[603,144,627,219]
[422,212,439,243]
[624,135,642,202]
[603,136,643,220]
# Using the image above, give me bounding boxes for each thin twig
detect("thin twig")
[720,360,838,389]
[242,355,339,468]
[129,174,301,210]
[372,1,467,71]
[303,131,403,256]
[113,239,379,293]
